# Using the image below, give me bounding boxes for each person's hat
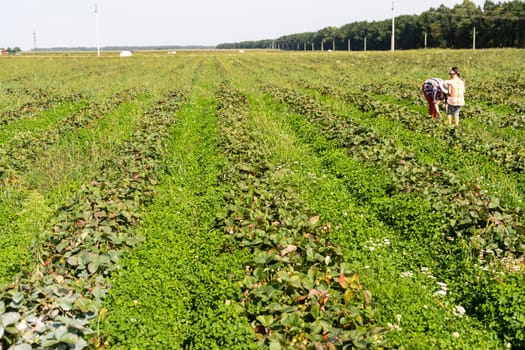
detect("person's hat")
[439,80,449,94]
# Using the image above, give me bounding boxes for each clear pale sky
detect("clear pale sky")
[1,0,491,50]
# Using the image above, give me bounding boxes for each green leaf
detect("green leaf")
[59,332,80,345]
[10,344,33,350]
[288,275,302,289]
[67,255,79,266]
[488,197,500,209]
[54,325,68,339]
[310,302,320,319]
[57,316,88,331]
[269,340,282,350]
[91,286,106,299]
[280,312,303,330]
[12,292,24,304]
[1,312,20,326]
[87,261,99,274]
[57,297,74,311]
[256,314,274,328]
[75,297,96,313]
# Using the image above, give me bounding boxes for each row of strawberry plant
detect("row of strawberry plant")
[214,81,385,349]
[0,87,84,126]
[0,88,144,183]
[0,90,186,349]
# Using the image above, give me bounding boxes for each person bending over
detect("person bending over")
[422,77,448,120]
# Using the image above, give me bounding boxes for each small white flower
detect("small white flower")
[420,267,429,273]
[387,323,402,331]
[453,305,466,317]
[324,255,331,265]
[400,271,413,278]
[16,320,28,332]
[433,290,447,297]
[453,332,460,338]
[436,282,448,290]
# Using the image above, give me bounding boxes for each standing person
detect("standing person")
[421,77,448,120]
[445,67,465,127]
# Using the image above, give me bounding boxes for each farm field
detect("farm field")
[0,49,524,349]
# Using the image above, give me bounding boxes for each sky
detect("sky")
[1,0,493,50]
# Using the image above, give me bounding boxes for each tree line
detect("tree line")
[217,0,525,50]
[0,47,22,54]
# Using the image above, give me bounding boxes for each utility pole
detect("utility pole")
[33,29,37,50]
[473,26,476,50]
[391,1,395,51]
[95,3,100,57]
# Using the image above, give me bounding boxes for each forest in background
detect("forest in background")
[217,0,525,50]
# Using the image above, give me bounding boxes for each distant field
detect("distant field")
[1,49,524,349]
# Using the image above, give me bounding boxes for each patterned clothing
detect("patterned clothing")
[422,78,446,104]
[445,77,465,106]
[422,78,447,118]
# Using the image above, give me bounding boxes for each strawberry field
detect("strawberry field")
[0,49,524,349]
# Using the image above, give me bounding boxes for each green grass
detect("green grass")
[0,50,523,349]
